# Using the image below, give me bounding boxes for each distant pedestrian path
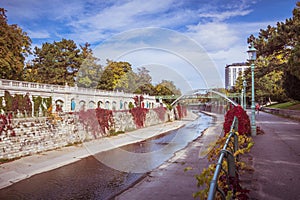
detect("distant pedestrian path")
[247,111,300,200]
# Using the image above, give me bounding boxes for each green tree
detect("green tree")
[77,43,102,88]
[155,80,181,95]
[135,83,156,95]
[25,39,82,86]
[97,61,133,91]
[284,42,300,100]
[0,8,31,80]
[246,2,300,102]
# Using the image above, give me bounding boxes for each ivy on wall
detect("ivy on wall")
[32,96,52,117]
[130,107,149,128]
[0,113,15,137]
[78,108,115,137]
[1,91,32,117]
[176,104,187,119]
[153,106,167,121]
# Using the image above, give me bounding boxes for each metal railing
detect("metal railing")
[207,116,239,200]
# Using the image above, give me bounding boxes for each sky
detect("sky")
[0,0,298,92]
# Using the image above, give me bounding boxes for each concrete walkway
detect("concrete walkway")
[115,112,224,200]
[245,111,300,200]
[0,112,199,190]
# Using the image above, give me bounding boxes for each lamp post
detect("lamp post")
[241,88,244,109]
[247,42,257,136]
[243,78,247,110]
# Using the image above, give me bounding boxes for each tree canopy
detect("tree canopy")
[0,8,31,80]
[76,43,102,88]
[24,39,82,86]
[238,2,300,102]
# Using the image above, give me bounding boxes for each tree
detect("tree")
[135,83,156,95]
[284,42,300,100]
[155,80,181,95]
[0,8,31,80]
[135,67,152,86]
[25,39,82,86]
[245,2,300,102]
[76,43,102,88]
[97,61,133,91]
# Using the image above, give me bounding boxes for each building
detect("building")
[225,63,249,90]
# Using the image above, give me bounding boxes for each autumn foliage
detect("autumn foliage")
[223,105,251,136]
[130,107,149,128]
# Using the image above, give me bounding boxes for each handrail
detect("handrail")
[207,116,239,200]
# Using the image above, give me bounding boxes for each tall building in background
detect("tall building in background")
[225,63,249,89]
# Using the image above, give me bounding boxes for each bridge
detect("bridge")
[0,79,158,114]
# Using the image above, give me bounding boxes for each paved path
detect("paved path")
[245,111,300,200]
[116,112,224,200]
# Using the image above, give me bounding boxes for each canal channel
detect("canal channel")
[0,112,213,200]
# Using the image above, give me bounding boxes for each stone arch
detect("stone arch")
[112,101,117,110]
[98,101,104,108]
[124,101,128,110]
[79,100,86,111]
[105,100,110,109]
[119,100,123,110]
[88,101,96,109]
[71,98,76,111]
[55,99,64,112]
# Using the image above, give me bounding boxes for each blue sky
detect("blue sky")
[0,0,297,91]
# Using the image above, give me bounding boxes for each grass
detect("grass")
[267,101,300,110]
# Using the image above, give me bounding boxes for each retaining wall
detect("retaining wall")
[262,107,300,121]
[0,109,174,160]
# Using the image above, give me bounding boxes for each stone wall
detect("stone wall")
[0,108,174,160]
[261,107,300,121]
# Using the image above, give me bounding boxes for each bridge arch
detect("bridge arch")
[171,89,238,107]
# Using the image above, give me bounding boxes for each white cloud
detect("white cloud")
[27,30,51,39]
[198,9,253,22]
[186,22,239,52]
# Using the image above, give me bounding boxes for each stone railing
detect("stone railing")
[0,79,153,99]
[262,107,300,121]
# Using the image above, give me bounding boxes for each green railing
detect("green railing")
[207,116,239,200]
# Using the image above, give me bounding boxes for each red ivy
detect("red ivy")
[133,95,144,107]
[223,105,250,136]
[153,106,167,121]
[130,107,149,128]
[78,108,114,137]
[95,108,114,134]
[176,105,187,119]
[0,113,15,136]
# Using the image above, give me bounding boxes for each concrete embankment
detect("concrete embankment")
[0,111,199,190]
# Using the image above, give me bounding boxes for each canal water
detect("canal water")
[0,112,213,200]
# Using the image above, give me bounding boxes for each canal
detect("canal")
[0,112,213,200]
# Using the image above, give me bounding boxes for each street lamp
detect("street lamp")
[243,78,247,110]
[247,42,257,136]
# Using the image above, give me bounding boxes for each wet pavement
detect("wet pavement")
[0,112,214,199]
